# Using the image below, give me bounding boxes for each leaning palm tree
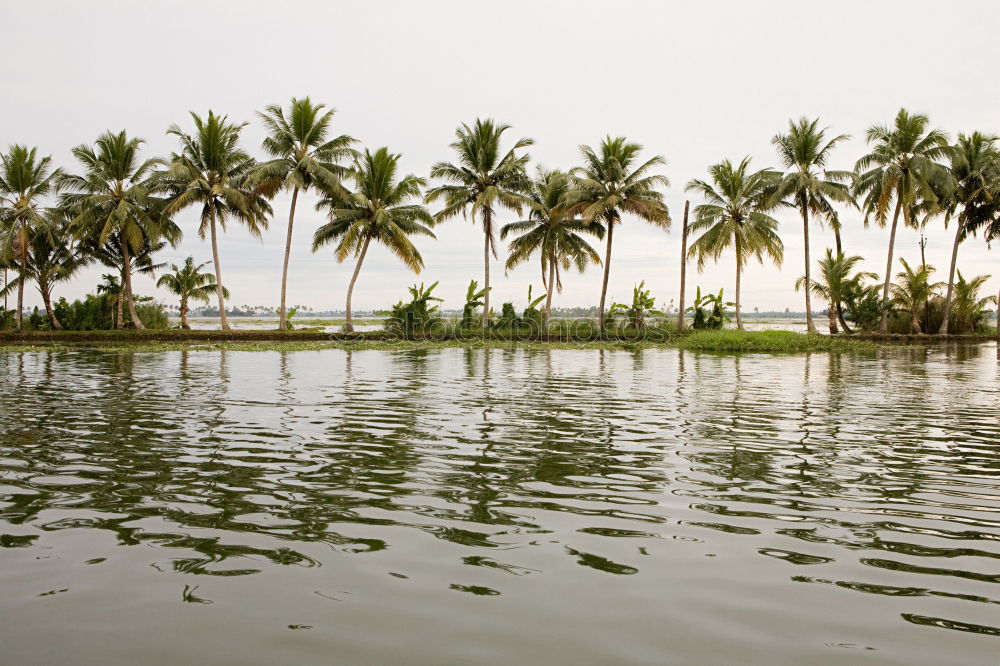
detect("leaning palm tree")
[0,210,87,329]
[795,249,876,334]
[569,136,671,329]
[685,158,784,329]
[254,97,357,330]
[854,109,949,332]
[59,130,178,329]
[500,168,603,325]
[164,111,270,330]
[891,258,942,334]
[772,117,854,333]
[426,118,533,327]
[313,147,435,332]
[0,145,61,330]
[156,257,227,329]
[936,132,1000,333]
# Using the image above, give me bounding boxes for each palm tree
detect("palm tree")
[569,136,671,329]
[254,97,357,330]
[164,111,269,330]
[59,130,178,329]
[949,271,997,333]
[795,249,876,334]
[685,158,783,329]
[156,256,227,329]
[891,258,942,333]
[0,210,86,329]
[936,132,1000,333]
[772,117,854,333]
[426,118,533,327]
[0,145,61,330]
[500,168,602,325]
[312,147,435,332]
[84,232,174,328]
[854,109,949,332]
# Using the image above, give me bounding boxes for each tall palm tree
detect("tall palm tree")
[59,130,178,329]
[569,136,671,329]
[156,256,227,329]
[795,249,876,334]
[936,132,1000,333]
[772,117,854,333]
[0,145,61,330]
[164,111,269,330]
[854,109,949,332]
[891,258,942,334]
[254,97,357,330]
[500,168,602,325]
[0,210,86,329]
[685,158,784,329]
[426,118,533,327]
[312,147,435,332]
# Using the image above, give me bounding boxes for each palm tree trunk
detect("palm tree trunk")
[827,300,838,334]
[879,198,903,333]
[735,258,743,330]
[15,223,25,331]
[834,225,844,257]
[208,208,230,331]
[278,186,300,331]
[598,214,615,331]
[544,256,556,329]
[937,220,963,334]
[180,297,189,329]
[996,287,999,339]
[120,236,145,330]
[481,207,492,328]
[41,283,62,330]
[116,271,124,329]
[15,272,23,331]
[677,200,689,331]
[837,304,853,334]
[344,235,371,333]
[802,206,816,334]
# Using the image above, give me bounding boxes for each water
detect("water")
[1,344,998,665]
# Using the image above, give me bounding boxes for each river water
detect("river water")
[1,344,998,664]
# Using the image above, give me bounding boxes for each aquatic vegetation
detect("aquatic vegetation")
[677,329,875,353]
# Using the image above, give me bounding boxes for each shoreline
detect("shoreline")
[0,328,994,354]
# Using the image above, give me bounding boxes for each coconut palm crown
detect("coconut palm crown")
[685,157,784,329]
[253,97,357,330]
[500,168,602,324]
[568,136,670,329]
[164,110,270,330]
[772,117,854,333]
[313,147,435,332]
[854,109,950,332]
[425,118,533,327]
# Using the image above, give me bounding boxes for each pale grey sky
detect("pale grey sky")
[5,0,999,313]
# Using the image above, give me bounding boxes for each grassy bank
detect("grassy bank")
[0,328,899,354]
[677,330,877,352]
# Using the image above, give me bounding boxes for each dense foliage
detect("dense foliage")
[1,101,999,337]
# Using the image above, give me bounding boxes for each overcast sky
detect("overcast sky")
[5,0,999,314]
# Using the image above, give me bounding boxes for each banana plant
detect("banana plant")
[609,280,662,329]
[686,286,733,329]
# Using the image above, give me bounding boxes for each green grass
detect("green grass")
[0,329,891,354]
[676,330,877,353]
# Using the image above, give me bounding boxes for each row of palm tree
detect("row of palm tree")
[2,102,999,334]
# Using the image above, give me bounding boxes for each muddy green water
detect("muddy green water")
[1,345,998,665]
